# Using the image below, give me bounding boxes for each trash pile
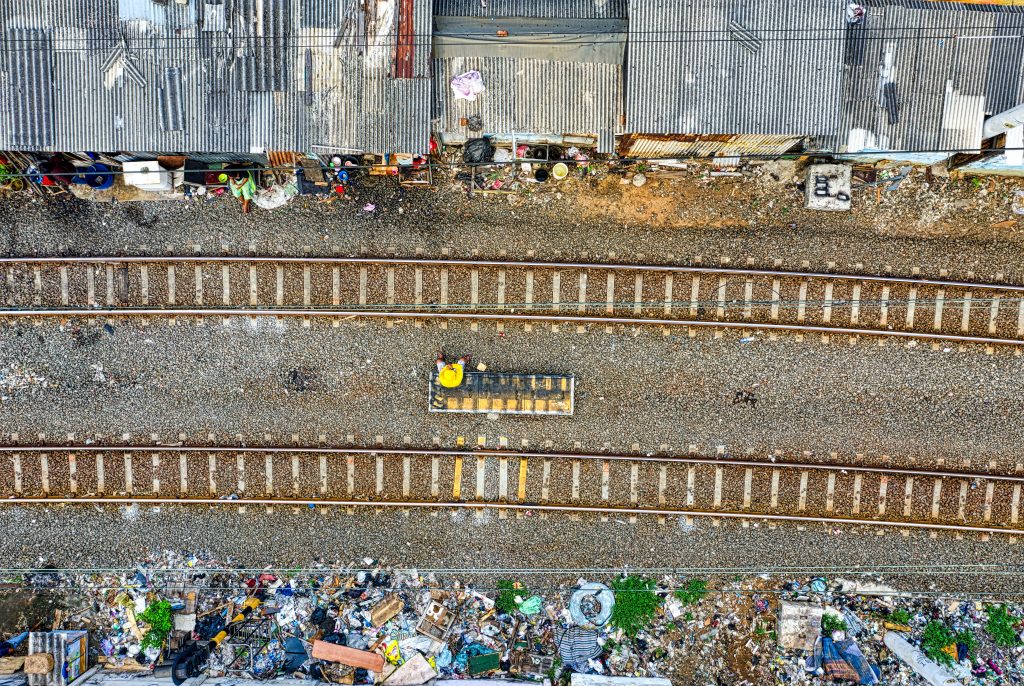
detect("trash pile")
[0,555,1022,686]
[772,578,1024,685]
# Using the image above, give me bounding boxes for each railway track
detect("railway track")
[2,445,1022,536]
[0,256,1023,346]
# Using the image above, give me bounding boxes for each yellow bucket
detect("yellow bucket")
[552,162,569,180]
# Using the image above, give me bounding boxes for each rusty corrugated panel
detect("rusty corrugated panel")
[433,0,626,19]
[619,134,803,158]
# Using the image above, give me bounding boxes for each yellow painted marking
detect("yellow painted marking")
[517,458,528,501]
[452,456,463,499]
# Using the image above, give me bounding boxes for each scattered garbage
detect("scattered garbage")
[1,556,1023,686]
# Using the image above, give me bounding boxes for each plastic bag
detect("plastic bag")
[463,139,494,164]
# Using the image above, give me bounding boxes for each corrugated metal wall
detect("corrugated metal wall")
[626,0,846,139]
[0,0,432,154]
[843,1,1024,152]
[433,55,621,151]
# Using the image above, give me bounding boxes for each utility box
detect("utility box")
[804,164,852,211]
[123,160,172,192]
[429,371,574,415]
[27,631,87,686]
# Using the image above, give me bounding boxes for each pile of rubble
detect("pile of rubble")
[0,554,1022,686]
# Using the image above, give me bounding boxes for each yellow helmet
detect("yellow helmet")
[438,363,464,388]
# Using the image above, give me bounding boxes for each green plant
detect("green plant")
[610,576,663,637]
[986,605,1021,647]
[138,599,173,651]
[496,580,527,614]
[921,621,956,666]
[674,578,708,605]
[683,611,694,622]
[970,176,984,189]
[889,609,912,625]
[821,614,848,635]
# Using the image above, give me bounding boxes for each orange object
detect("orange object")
[311,640,385,672]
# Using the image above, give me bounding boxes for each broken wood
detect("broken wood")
[311,641,385,672]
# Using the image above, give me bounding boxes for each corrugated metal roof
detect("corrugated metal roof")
[433,55,622,151]
[625,0,846,138]
[0,0,432,154]
[433,0,627,19]
[843,0,1024,152]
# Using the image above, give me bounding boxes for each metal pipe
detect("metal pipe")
[0,255,1019,292]
[1,307,1020,345]
[3,495,1023,536]
[0,444,1019,482]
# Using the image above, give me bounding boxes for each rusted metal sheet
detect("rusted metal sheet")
[618,133,802,158]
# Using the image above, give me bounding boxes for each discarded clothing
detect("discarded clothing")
[836,638,880,685]
[450,70,485,101]
[808,637,860,682]
[554,626,601,665]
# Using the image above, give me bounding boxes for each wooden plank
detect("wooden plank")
[311,641,385,672]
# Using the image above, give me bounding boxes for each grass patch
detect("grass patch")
[986,605,1021,647]
[920,621,959,666]
[821,614,848,635]
[138,599,173,651]
[610,576,663,637]
[495,580,527,614]
[674,578,708,605]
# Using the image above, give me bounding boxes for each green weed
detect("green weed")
[610,576,663,637]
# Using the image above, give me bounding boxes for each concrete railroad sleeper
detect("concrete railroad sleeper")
[1,445,1022,537]
[0,256,1023,346]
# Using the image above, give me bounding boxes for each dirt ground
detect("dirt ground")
[537,159,1024,241]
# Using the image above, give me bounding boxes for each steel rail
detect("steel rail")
[0,255,1021,292]
[4,495,1024,536]
[0,444,1020,483]
[2,307,1021,346]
